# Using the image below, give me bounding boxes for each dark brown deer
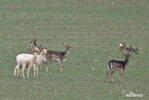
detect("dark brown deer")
[45,45,71,72]
[106,54,131,82]
[120,42,138,55]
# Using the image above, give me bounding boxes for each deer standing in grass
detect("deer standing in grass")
[120,42,138,55]
[106,54,131,82]
[45,45,71,72]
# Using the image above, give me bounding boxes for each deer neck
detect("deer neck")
[36,53,46,64]
[124,57,129,65]
[40,52,44,56]
[33,53,38,58]
[65,49,70,57]
[38,53,46,60]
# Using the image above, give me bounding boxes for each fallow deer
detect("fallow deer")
[106,54,131,82]
[29,39,49,72]
[45,45,71,72]
[120,42,138,55]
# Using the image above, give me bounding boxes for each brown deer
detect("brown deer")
[44,45,71,72]
[120,42,138,55]
[106,54,131,82]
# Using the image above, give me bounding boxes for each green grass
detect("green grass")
[0,0,149,99]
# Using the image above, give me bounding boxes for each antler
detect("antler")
[29,39,41,53]
[33,39,38,47]
[33,38,42,49]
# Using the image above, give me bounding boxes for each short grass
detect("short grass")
[0,0,149,100]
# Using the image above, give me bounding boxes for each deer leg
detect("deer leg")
[18,67,22,77]
[60,61,63,72]
[33,65,37,77]
[15,65,22,77]
[21,68,25,79]
[14,65,19,77]
[16,68,19,77]
[106,70,110,80]
[17,65,23,77]
[27,66,31,78]
[120,71,124,82]
[37,66,39,77]
[111,71,114,81]
[40,64,43,70]
[45,62,48,72]
[27,67,29,78]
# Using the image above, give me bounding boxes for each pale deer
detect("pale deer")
[106,54,131,82]
[29,39,49,72]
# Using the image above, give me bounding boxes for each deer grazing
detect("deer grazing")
[120,42,138,55]
[31,39,71,72]
[106,54,131,82]
[14,48,47,79]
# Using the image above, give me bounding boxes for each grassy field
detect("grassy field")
[0,0,149,99]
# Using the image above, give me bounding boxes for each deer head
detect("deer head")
[40,48,47,55]
[120,42,138,55]
[64,45,71,50]
[125,54,131,59]
[133,48,138,55]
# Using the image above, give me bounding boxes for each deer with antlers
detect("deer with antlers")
[30,39,71,72]
[120,42,138,55]
[106,54,131,82]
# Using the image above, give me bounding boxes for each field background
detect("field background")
[0,0,149,99]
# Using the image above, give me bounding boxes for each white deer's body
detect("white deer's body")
[16,54,35,65]
[14,54,36,79]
